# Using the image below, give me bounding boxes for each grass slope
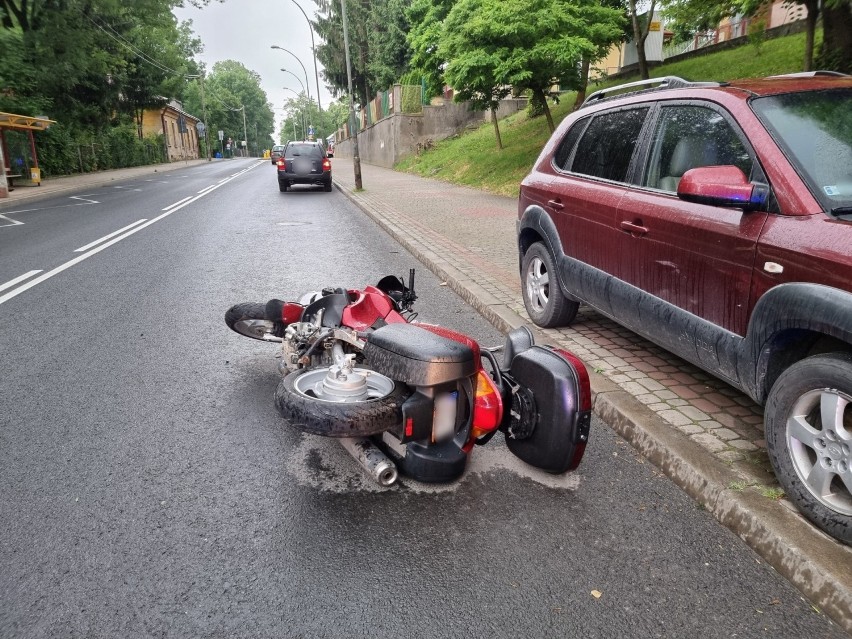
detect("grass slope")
[395,29,821,198]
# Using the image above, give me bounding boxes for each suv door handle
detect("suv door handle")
[547,199,564,210]
[620,220,648,235]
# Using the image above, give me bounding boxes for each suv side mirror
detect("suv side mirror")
[677,165,769,211]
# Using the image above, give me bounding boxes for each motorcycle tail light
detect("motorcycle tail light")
[280,302,304,324]
[553,348,591,412]
[471,370,503,440]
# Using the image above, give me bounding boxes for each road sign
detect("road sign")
[218,130,224,141]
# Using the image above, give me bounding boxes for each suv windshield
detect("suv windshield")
[751,89,852,212]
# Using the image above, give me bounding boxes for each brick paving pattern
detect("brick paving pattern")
[332,158,776,489]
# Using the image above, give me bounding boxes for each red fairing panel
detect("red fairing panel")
[342,286,408,331]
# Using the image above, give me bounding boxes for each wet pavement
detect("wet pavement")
[328,156,852,633]
[2,157,850,632]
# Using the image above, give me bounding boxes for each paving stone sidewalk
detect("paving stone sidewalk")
[330,156,852,633]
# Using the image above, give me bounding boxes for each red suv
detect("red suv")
[517,73,852,544]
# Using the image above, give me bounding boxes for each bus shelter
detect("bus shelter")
[0,112,55,197]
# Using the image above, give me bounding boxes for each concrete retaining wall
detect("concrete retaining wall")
[335,98,527,168]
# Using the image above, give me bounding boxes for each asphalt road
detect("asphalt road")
[0,159,847,638]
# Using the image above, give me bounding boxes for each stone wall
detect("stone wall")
[334,98,527,168]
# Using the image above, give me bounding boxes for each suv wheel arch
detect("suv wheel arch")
[747,283,852,403]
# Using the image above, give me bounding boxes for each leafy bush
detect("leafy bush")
[401,85,424,113]
[34,124,166,177]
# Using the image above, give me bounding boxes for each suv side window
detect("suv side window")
[643,105,753,192]
[570,107,649,182]
[553,117,590,171]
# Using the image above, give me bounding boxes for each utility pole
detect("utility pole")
[192,74,211,161]
[0,141,8,198]
[241,106,248,157]
[339,0,362,189]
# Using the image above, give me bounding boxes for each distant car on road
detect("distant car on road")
[270,144,285,164]
[276,141,332,192]
[517,72,852,545]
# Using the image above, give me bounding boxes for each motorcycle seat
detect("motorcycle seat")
[364,323,477,386]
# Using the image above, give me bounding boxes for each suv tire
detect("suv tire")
[522,242,579,328]
[765,352,852,544]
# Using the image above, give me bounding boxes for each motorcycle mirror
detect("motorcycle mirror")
[376,274,408,301]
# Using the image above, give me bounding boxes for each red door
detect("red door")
[615,104,767,336]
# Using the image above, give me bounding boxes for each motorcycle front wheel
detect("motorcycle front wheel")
[275,368,411,437]
[225,302,283,342]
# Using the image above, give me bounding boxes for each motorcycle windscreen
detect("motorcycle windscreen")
[504,345,591,473]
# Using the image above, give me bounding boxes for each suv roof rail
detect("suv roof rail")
[583,76,720,106]
[766,70,850,78]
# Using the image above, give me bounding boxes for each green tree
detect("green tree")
[182,60,274,157]
[438,0,512,148]
[494,0,624,130]
[406,0,456,99]
[818,0,852,73]
[628,0,658,79]
[0,0,199,129]
[368,0,411,90]
[439,0,625,147]
[662,0,851,73]
[315,0,373,105]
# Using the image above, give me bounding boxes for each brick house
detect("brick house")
[142,100,201,161]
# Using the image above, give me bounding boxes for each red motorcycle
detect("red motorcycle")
[225,271,591,485]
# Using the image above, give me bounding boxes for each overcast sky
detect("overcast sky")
[172,0,336,141]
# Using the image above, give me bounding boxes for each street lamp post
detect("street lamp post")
[281,87,307,139]
[280,69,313,135]
[271,45,316,140]
[240,105,248,157]
[288,0,322,113]
[185,73,211,161]
[339,0,362,188]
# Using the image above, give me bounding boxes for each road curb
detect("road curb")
[335,180,852,634]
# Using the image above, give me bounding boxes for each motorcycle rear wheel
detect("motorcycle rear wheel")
[225,302,283,342]
[275,368,411,437]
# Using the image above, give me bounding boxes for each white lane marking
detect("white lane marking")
[197,184,216,194]
[0,213,24,228]
[74,219,148,252]
[0,197,101,225]
[0,161,264,306]
[0,270,43,293]
[162,196,193,211]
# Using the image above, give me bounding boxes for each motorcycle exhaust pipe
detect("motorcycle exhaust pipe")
[339,437,399,487]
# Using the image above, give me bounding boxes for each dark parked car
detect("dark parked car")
[517,72,852,544]
[270,144,285,164]
[276,141,332,192]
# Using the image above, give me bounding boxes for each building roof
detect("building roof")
[0,112,56,131]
